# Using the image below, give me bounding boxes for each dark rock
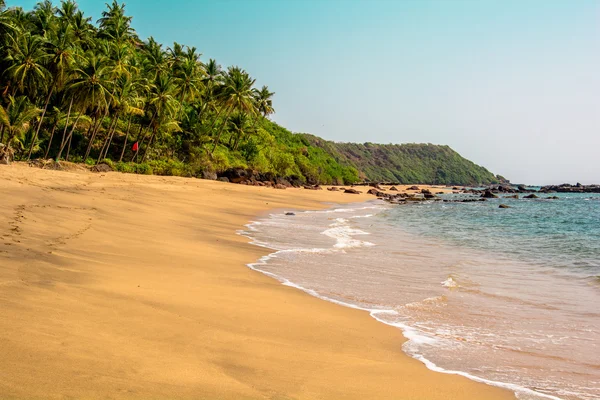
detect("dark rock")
[421,189,432,195]
[275,177,291,187]
[369,183,384,190]
[499,204,511,209]
[220,168,251,184]
[217,177,230,183]
[524,194,539,199]
[389,186,398,191]
[91,163,113,173]
[327,187,339,191]
[344,189,362,194]
[539,183,600,193]
[504,195,519,199]
[436,191,444,195]
[408,186,420,191]
[546,196,560,200]
[201,170,217,180]
[368,188,385,196]
[285,212,295,216]
[423,193,437,199]
[481,190,498,199]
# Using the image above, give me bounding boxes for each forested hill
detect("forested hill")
[301,134,501,185]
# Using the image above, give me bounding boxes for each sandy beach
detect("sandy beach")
[0,163,513,399]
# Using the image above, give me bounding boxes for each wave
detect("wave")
[238,205,568,400]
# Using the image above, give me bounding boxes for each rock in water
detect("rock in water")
[499,204,511,209]
[481,190,499,198]
[524,194,539,199]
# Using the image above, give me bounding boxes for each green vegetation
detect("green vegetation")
[0,0,502,186]
[302,136,500,185]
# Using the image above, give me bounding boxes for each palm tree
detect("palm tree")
[30,0,58,38]
[173,57,203,119]
[140,73,180,161]
[210,66,256,154]
[254,85,275,118]
[3,32,50,97]
[56,53,111,160]
[27,20,76,159]
[142,37,168,80]
[0,96,41,158]
[97,0,134,45]
[228,112,250,151]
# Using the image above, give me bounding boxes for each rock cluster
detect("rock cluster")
[539,183,600,193]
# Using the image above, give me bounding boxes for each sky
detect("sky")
[9,0,600,184]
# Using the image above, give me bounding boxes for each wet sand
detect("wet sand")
[0,163,514,399]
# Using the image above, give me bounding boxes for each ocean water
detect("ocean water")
[241,193,600,400]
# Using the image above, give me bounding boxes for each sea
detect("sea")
[240,191,600,400]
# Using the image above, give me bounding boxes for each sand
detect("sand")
[0,163,514,399]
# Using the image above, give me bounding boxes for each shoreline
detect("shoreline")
[241,204,564,400]
[0,164,514,399]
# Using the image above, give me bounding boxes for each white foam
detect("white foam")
[321,218,376,249]
[442,277,459,288]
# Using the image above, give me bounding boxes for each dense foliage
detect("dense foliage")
[0,0,501,185]
[302,135,501,185]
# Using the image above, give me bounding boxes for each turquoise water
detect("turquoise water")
[243,194,600,400]
[389,193,600,280]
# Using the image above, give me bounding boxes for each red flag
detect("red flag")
[132,142,139,152]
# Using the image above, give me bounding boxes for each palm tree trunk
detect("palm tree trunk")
[135,112,156,160]
[97,115,119,162]
[65,133,73,161]
[0,126,5,144]
[102,112,123,160]
[118,114,133,162]
[84,114,103,161]
[44,120,59,159]
[179,90,186,120]
[207,105,226,133]
[56,97,74,160]
[56,112,83,161]
[141,127,157,162]
[27,86,54,160]
[210,106,233,155]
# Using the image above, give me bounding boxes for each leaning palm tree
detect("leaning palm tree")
[0,96,41,161]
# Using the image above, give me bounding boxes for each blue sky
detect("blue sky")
[9,0,600,184]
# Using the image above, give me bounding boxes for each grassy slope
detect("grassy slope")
[300,134,500,185]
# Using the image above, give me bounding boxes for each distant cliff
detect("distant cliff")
[300,134,502,186]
